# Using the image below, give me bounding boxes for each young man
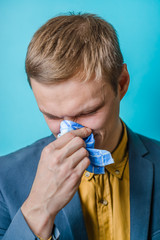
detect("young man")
[0,13,160,240]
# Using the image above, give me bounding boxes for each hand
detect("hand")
[21,127,91,239]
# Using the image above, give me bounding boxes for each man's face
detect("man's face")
[31,76,123,151]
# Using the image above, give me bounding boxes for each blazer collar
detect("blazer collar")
[127,127,153,240]
[55,191,88,240]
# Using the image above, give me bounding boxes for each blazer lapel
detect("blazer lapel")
[55,191,88,240]
[127,128,153,240]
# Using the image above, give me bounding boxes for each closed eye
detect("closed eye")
[45,114,61,120]
[77,110,97,118]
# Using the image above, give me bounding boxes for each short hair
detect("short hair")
[25,13,124,93]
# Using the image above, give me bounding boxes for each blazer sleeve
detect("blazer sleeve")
[0,192,60,240]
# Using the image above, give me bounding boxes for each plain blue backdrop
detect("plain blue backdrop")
[0,0,160,156]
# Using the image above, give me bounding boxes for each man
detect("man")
[0,13,160,240]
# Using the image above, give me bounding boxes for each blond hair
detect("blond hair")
[25,13,123,93]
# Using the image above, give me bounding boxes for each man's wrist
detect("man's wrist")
[21,199,55,239]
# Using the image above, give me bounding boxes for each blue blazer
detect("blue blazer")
[0,127,160,240]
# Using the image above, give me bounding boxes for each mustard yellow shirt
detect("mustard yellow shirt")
[78,122,130,240]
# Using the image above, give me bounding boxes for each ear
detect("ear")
[118,64,130,100]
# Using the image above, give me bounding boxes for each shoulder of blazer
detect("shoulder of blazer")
[135,133,160,162]
[0,134,55,166]
[126,126,160,162]
[0,134,55,197]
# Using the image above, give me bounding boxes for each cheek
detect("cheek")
[44,118,61,137]
[78,112,108,131]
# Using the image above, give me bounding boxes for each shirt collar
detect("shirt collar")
[84,120,128,181]
[105,120,128,179]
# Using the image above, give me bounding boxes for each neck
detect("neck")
[110,118,123,153]
[97,118,123,152]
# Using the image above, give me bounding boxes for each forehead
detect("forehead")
[31,77,111,117]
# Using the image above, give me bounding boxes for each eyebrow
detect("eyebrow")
[39,100,105,119]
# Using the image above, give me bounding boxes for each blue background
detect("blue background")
[0,0,160,156]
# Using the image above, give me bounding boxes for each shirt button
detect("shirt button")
[100,199,108,206]
[85,171,90,177]
[115,170,120,175]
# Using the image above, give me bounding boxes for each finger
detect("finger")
[70,127,92,139]
[61,136,87,159]
[72,157,90,179]
[49,127,92,150]
[65,147,89,169]
[61,157,90,193]
[52,150,89,185]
